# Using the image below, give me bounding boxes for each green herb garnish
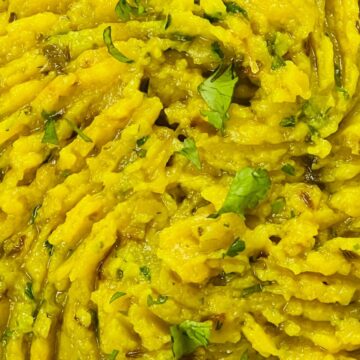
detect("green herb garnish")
[29,204,41,225]
[178,138,201,170]
[147,294,168,306]
[266,33,286,70]
[103,26,134,64]
[225,2,248,18]
[198,65,238,132]
[41,110,62,145]
[242,281,273,297]
[25,282,34,300]
[165,14,172,30]
[211,41,224,59]
[271,197,286,215]
[139,266,151,281]
[44,240,54,256]
[214,167,271,217]
[136,136,149,147]
[1,328,13,344]
[65,119,92,143]
[225,238,245,257]
[109,291,126,304]
[115,0,144,21]
[279,115,296,127]
[108,349,119,360]
[299,100,331,132]
[170,320,211,360]
[281,164,295,176]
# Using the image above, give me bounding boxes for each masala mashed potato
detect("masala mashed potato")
[1,0,360,359]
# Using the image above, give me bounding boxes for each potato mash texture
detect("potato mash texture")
[0,0,360,359]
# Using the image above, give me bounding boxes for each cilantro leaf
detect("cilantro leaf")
[108,349,119,360]
[225,238,245,257]
[25,282,34,300]
[29,204,41,225]
[271,197,286,215]
[136,136,149,147]
[103,26,134,64]
[281,164,295,176]
[198,65,238,131]
[44,240,54,256]
[178,138,201,170]
[299,100,331,131]
[139,266,151,281]
[147,294,168,306]
[165,14,172,30]
[242,281,273,297]
[109,291,126,304]
[218,167,271,217]
[279,115,296,127]
[41,110,62,145]
[211,41,224,59]
[115,0,144,21]
[65,119,92,143]
[225,2,248,19]
[170,320,211,360]
[115,0,132,20]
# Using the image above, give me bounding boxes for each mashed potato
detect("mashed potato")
[0,0,360,359]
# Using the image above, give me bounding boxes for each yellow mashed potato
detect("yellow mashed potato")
[0,0,360,359]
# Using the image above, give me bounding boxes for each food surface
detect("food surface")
[1,0,360,359]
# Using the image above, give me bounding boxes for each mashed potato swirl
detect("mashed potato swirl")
[0,0,360,359]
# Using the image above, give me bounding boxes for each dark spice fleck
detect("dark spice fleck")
[8,12,17,23]
[300,192,314,209]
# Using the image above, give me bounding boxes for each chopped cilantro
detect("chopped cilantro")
[170,320,211,359]
[225,238,246,257]
[198,65,238,132]
[103,26,134,64]
[334,63,342,88]
[165,14,172,30]
[266,33,288,70]
[216,167,271,217]
[136,136,149,147]
[279,115,296,127]
[44,240,54,256]
[204,12,223,23]
[1,328,13,344]
[242,281,273,297]
[336,86,350,99]
[139,266,151,281]
[115,0,144,21]
[147,294,168,306]
[109,291,126,304]
[29,204,41,225]
[108,349,119,360]
[178,138,201,170]
[42,110,62,145]
[271,197,286,215]
[135,136,149,158]
[281,164,295,176]
[64,119,92,143]
[225,2,248,18]
[299,100,331,132]
[211,41,224,59]
[25,282,34,300]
